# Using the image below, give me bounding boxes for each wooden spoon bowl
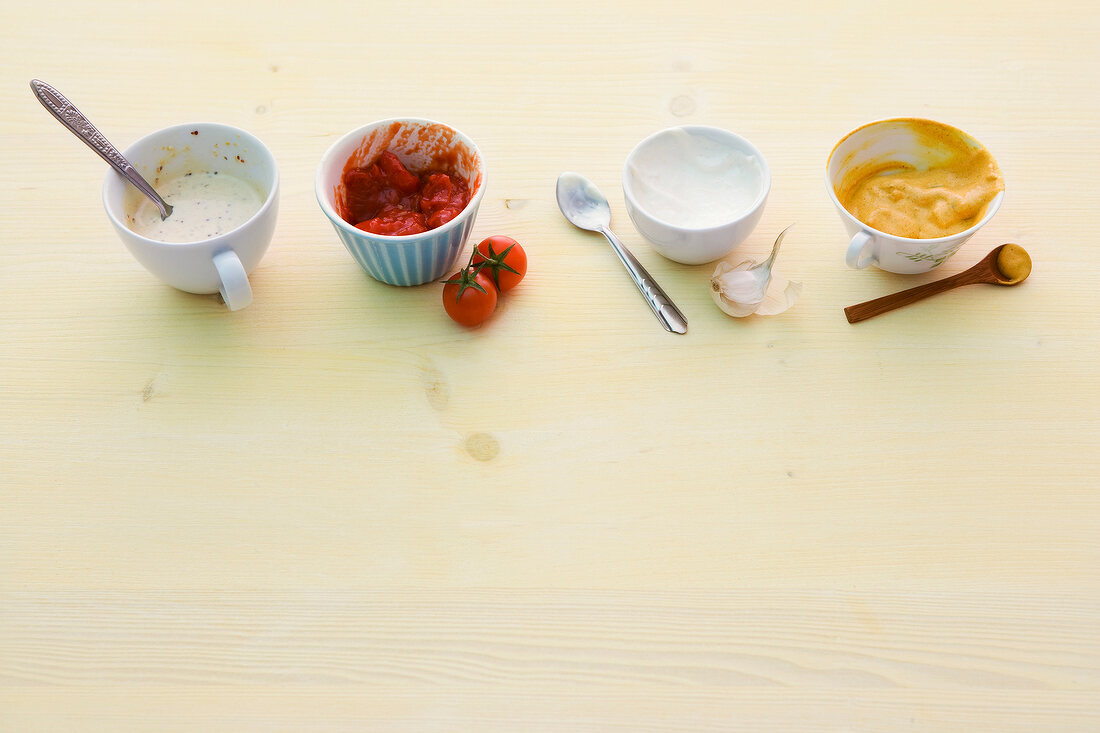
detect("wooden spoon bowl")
[844,244,1032,324]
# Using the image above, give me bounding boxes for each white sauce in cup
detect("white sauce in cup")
[626,128,763,229]
[130,171,264,243]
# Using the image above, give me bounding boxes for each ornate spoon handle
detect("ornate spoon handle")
[599,226,688,334]
[30,79,172,219]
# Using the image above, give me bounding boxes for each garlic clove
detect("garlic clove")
[710,237,801,318]
[711,284,759,316]
[710,260,768,316]
[708,263,761,316]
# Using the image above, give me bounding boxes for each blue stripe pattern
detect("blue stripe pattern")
[329,202,481,286]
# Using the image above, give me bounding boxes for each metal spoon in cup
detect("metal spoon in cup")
[30,79,173,220]
[844,243,1032,323]
[556,171,688,334]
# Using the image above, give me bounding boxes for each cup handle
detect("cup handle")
[212,249,252,311]
[845,231,876,269]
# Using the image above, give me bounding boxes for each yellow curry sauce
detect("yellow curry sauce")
[837,120,1004,239]
[996,243,1032,282]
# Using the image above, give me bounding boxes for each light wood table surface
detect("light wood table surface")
[3,0,1098,729]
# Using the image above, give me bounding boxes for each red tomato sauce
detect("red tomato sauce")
[339,150,470,236]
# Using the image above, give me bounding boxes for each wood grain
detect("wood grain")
[2,589,1098,730]
[4,589,1097,687]
[2,0,1099,728]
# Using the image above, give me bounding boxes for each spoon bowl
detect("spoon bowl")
[989,242,1032,284]
[844,244,1031,323]
[556,172,613,231]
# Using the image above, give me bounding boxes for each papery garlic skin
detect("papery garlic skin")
[753,278,802,316]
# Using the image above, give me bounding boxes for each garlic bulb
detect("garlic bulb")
[710,225,801,317]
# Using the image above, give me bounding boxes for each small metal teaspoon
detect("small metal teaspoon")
[30,79,173,220]
[556,172,688,334]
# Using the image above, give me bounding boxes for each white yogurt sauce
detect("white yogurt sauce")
[130,171,264,243]
[628,129,763,228]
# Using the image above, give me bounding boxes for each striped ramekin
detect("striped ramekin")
[316,118,485,287]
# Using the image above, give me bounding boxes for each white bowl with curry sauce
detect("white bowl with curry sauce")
[827,118,1004,274]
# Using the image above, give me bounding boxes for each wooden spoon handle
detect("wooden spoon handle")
[844,270,982,323]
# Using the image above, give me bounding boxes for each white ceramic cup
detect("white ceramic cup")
[622,125,769,265]
[103,122,279,310]
[827,118,1004,274]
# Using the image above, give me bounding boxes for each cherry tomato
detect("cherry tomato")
[472,236,527,292]
[442,266,498,327]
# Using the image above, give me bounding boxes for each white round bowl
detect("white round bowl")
[316,118,485,286]
[622,126,770,265]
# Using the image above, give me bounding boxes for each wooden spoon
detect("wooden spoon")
[845,244,1032,324]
